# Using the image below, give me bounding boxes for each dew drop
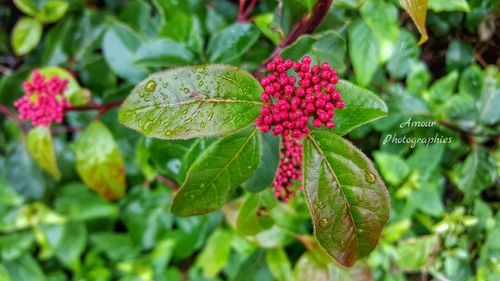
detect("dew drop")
[365,172,376,183]
[183,88,190,94]
[162,82,169,88]
[164,130,172,136]
[315,202,325,209]
[319,218,328,227]
[196,75,201,80]
[200,121,206,128]
[356,194,363,202]
[198,81,204,87]
[144,80,157,92]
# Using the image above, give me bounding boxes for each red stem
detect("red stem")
[68,100,123,112]
[0,104,28,132]
[254,0,334,77]
[156,174,180,190]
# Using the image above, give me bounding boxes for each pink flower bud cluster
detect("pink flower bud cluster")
[14,70,71,127]
[273,135,303,202]
[256,56,344,139]
[255,56,345,201]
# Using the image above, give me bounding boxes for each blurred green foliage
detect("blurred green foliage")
[1,0,499,280]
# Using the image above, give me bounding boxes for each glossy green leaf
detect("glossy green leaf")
[348,19,380,87]
[11,17,42,56]
[303,131,390,267]
[331,80,388,136]
[134,38,195,68]
[207,23,260,63]
[428,0,471,12]
[197,229,232,277]
[427,70,459,103]
[14,0,68,23]
[242,132,280,192]
[119,64,263,140]
[54,222,86,270]
[102,23,148,83]
[171,127,261,216]
[74,121,127,200]
[400,0,429,44]
[27,127,60,180]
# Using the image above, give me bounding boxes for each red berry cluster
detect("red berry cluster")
[255,56,345,201]
[273,135,303,202]
[14,70,71,127]
[255,56,344,139]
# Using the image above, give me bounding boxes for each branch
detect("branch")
[0,104,28,132]
[68,100,123,112]
[254,0,334,77]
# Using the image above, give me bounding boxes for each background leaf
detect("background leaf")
[27,127,60,180]
[11,17,42,56]
[400,0,429,44]
[74,121,127,200]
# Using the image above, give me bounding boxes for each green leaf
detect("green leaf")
[254,14,280,45]
[400,0,429,44]
[459,64,483,97]
[11,17,42,56]
[35,0,68,23]
[281,31,347,73]
[3,255,46,281]
[54,183,118,221]
[197,229,232,278]
[91,233,140,261]
[331,80,388,136]
[74,121,127,200]
[396,235,439,270]
[27,127,60,180]
[303,131,390,267]
[102,23,148,83]
[406,61,431,95]
[119,64,263,140]
[134,38,195,68]
[171,127,261,216]
[452,148,496,202]
[0,231,35,261]
[13,0,68,23]
[373,151,410,186]
[266,248,293,281]
[427,70,459,103]
[242,132,280,192]
[348,19,380,87]
[428,0,471,12]
[207,23,260,63]
[55,222,86,270]
[446,40,474,71]
[236,191,275,235]
[387,30,419,79]
[361,0,400,61]
[478,66,500,125]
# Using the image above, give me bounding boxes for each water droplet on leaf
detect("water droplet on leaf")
[315,202,325,209]
[319,218,328,227]
[365,172,376,183]
[144,80,157,92]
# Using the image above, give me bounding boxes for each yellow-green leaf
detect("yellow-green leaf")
[27,126,60,180]
[74,121,126,200]
[11,17,42,56]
